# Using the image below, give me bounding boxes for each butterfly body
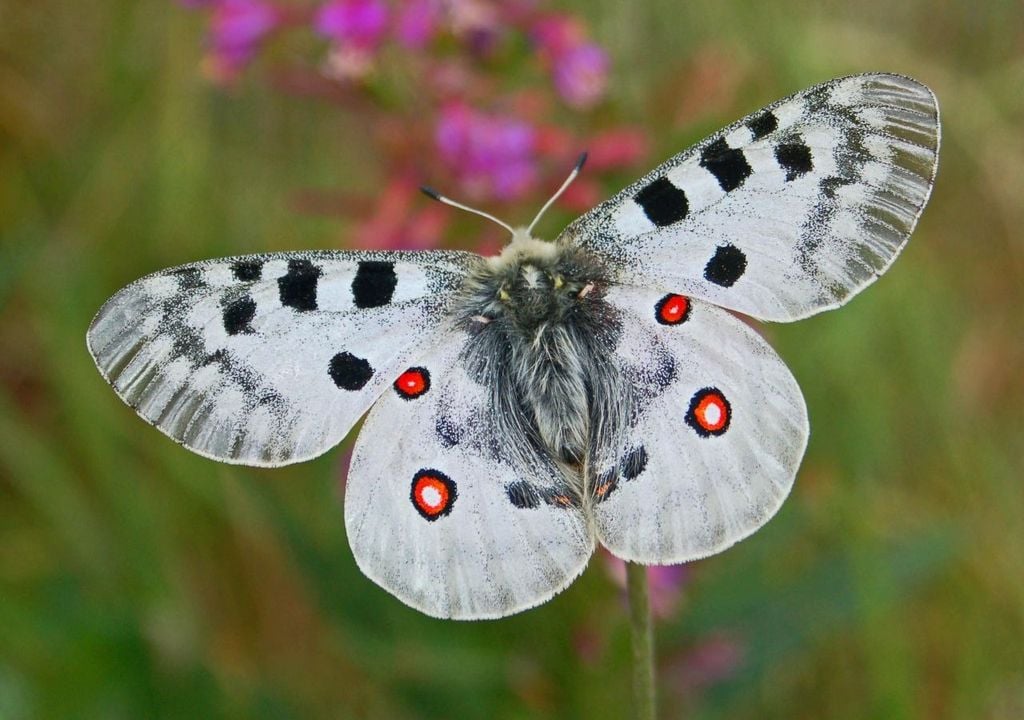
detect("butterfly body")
[88,74,940,618]
[454,234,623,480]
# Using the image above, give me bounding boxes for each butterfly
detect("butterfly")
[87,73,939,619]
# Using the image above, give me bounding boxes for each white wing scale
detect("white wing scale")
[590,284,808,562]
[345,327,594,619]
[561,73,940,321]
[87,250,479,466]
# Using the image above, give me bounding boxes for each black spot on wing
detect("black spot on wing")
[328,352,373,391]
[506,480,541,509]
[620,445,648,480]
[747,111,778,139]
[170,267,205,291]
[775,140,813,181]
[634,177,689,227]
[700,138,752,192]
[704,244,747,287]
[278,259,322,311]
[231,259,263,282]
[542,488,582,509]
[352,260,398,308]
[222,295,256,335]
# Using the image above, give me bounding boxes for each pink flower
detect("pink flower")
[351,176,451,251]
[585,128,648,170]
[553,42,608,108]
[665,634,745,692]
[323,45,376,80]
[315,0,389,49]
[531,14,586,57]
[435,104,539,201]
[447,0,502,55]
[531,15,609,109]
[205,0,281,79]
[395,0,440,49]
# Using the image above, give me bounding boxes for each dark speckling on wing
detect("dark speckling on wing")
[559,73,939,323]
[87,249,479,466]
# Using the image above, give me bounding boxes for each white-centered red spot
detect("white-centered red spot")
[685,387,731,437]
[410,469,456,520]
[394,367,430,399]
[655,293,691,325]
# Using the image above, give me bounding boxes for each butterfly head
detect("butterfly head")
[458,240,605,337]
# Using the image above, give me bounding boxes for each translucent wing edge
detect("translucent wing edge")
[349,526,595,621]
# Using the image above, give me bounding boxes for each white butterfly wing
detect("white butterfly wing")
[591,284,807,563]
[345,327,594,619]
[87,250,478,466]
[561,73,939,322]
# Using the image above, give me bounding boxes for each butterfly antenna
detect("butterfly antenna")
[526,152,588,236]
[420,186,516,237]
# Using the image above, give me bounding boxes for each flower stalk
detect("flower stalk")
[627,562,657,720]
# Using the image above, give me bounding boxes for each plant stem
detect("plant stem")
[627,561,656,720]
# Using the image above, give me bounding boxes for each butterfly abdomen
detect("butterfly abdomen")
[455,240,628,486]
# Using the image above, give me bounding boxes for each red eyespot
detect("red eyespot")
[685,387,731,437]
[655,294,690,325]
[394,367,430,399]
[411,470,456,520]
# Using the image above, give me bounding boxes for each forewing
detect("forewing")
[591,285,808,563]
[87,250,479,466]
[345,327,594,619]
[561,73,939,321]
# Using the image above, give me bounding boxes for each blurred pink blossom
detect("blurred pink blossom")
[665,633,746,693]
[395,0,441,49]
[204,0,281,80]
[572,624,606,666]
[350,176,451,251]
[448,0,500,35]
[322,45,376,80]
[531,14,586,57]
[448,0,502,54]
[585,128,649,171]
[553,43,608,108]
[532,14,608,108]
[315,0,390,49]
[176,0,638,223]
[435,104,539,201]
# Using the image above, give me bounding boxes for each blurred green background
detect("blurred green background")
[2,0,1023,718]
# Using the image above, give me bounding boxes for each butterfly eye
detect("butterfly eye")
[553,274,565,289]
[498,288,511,301]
